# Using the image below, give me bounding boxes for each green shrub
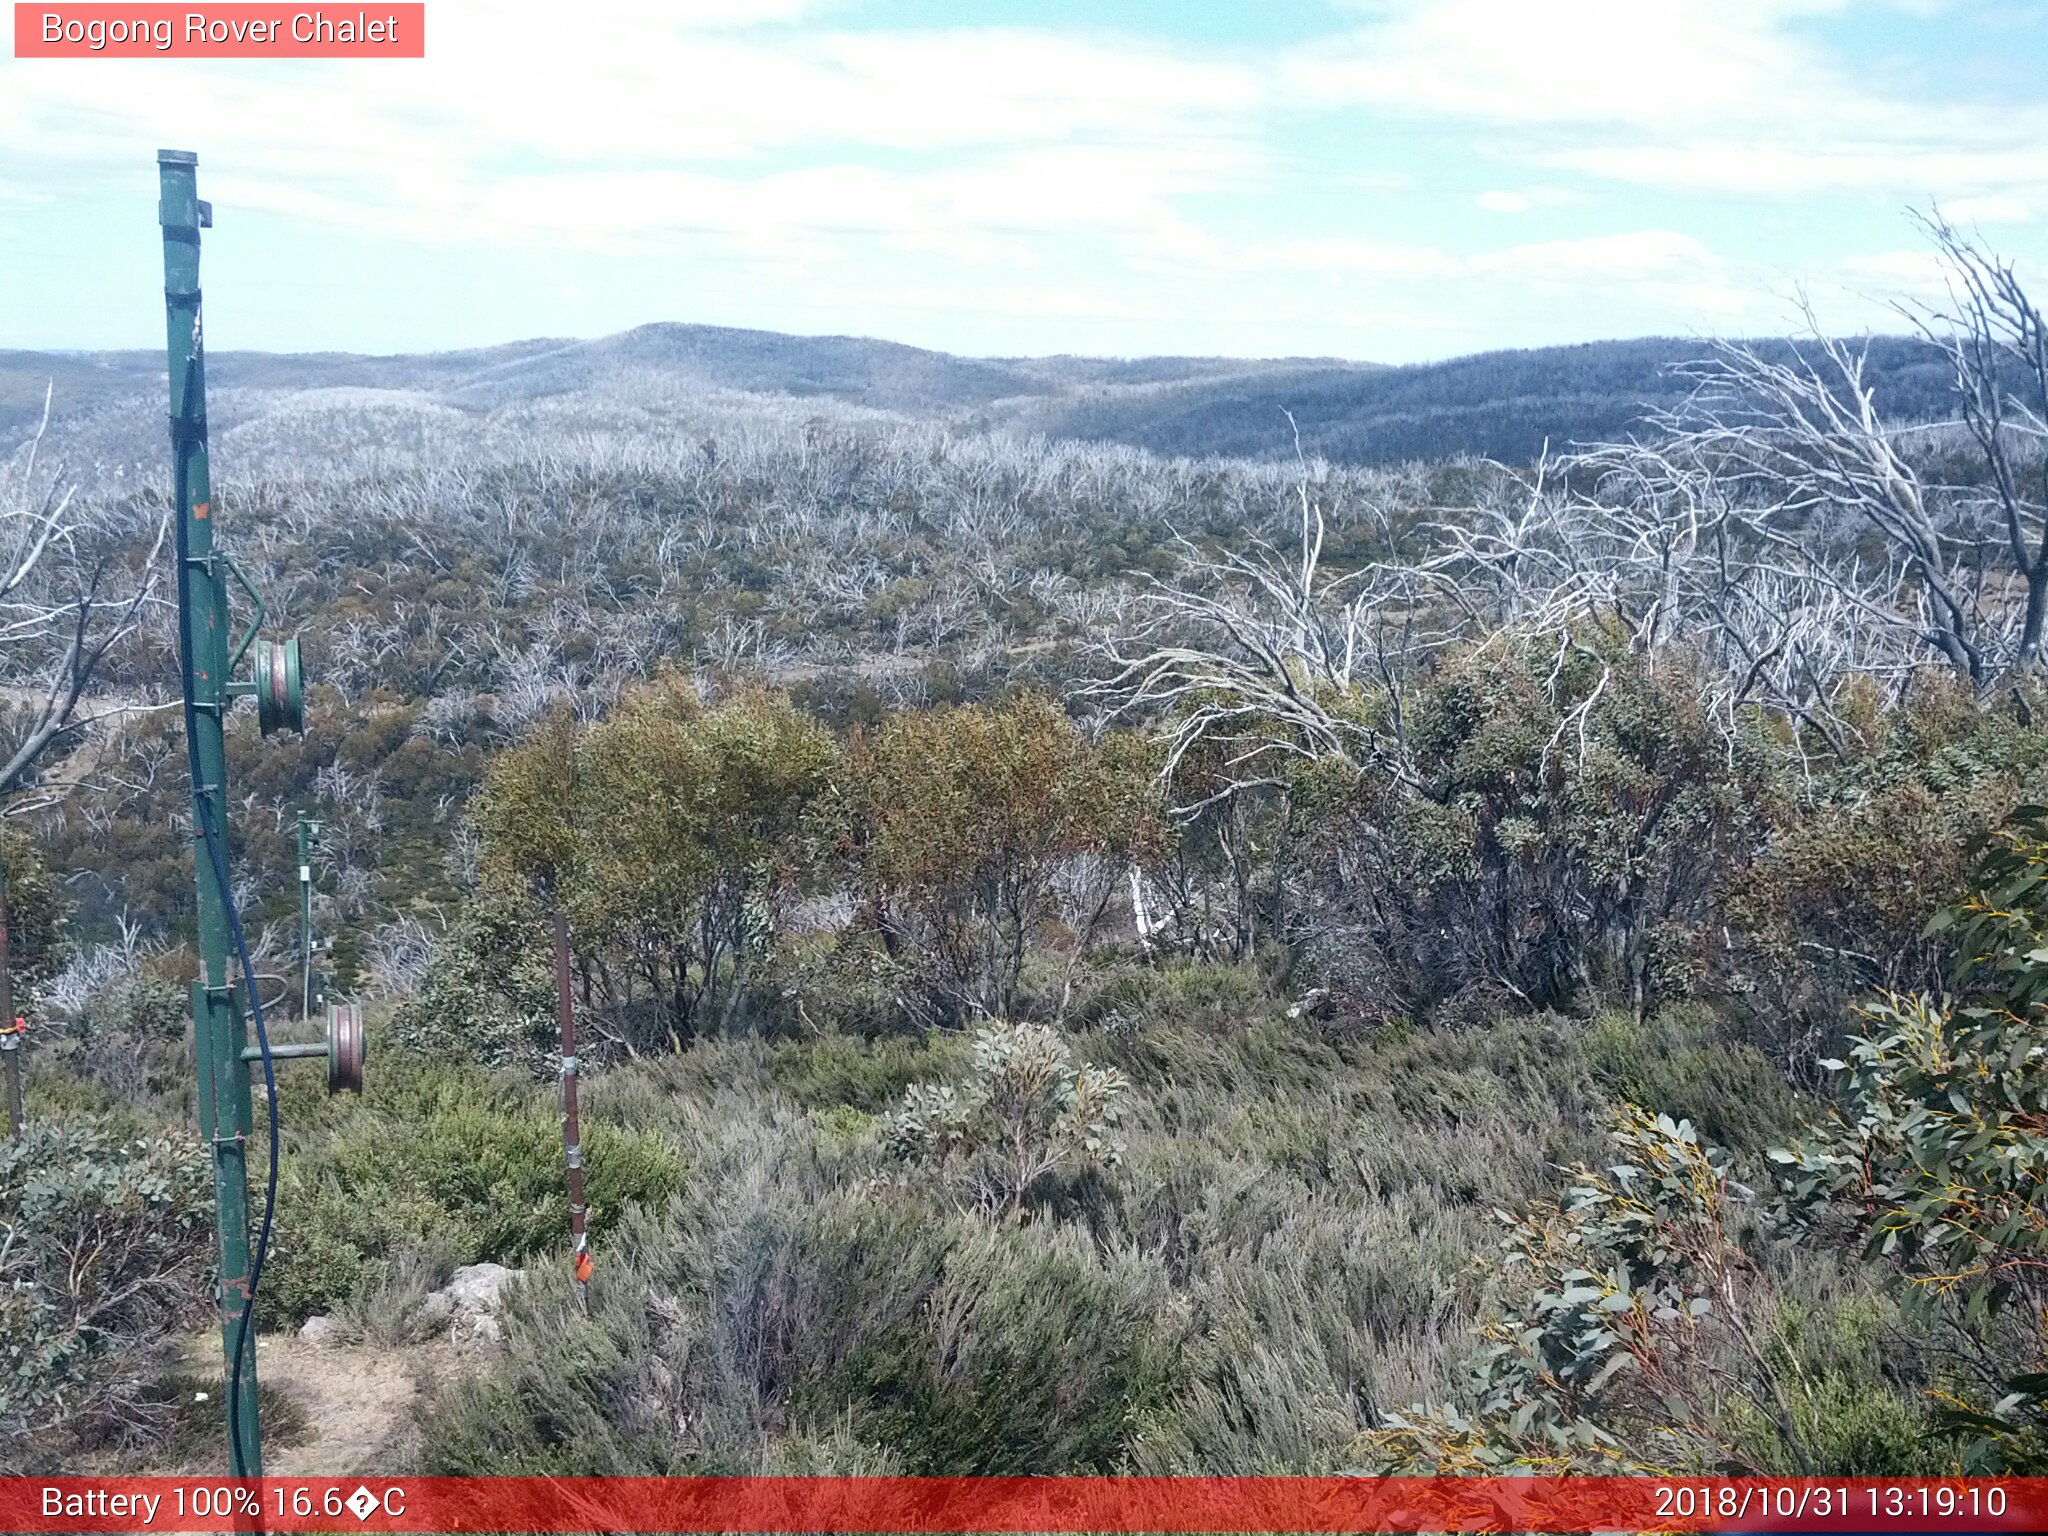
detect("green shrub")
[472,682,845,1049]
[37,973,190,1111]
[388,887,554,1070]
[264,1054,682,1324]
[419,1186,1185,1476]
[0,1117,211,1470]
[1762,806,2048,1469]
[765,1030,967,1113]
[1716,1284,1932,1476]
[0,828,68,1002]
[1064,956,1276,1036]
[413,1263,670,1474]
[851,695,1161,1024]
[1729,780,2010,1027]
[809,1212,1183,1472]
[773,935,913,1039]
[1359,1108,1820,1475]
[1584,1005,1809,1154]
[1288,637,1785,1020]
[415,979,1844,1479]
[1718,676,2048,1032]
[883,1022,1130,1217]
[1770,995,2048,1467]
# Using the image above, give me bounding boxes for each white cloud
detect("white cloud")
[1343,170,1415,191]
[1476,186,1589,214]
[1147,222,1947,343]
[2,0,2041,361]
[1474,230,1718,281]
[1935,192,2038,224]
[0,6,1266,189]
[645,0,829,25]
[1551,141,2048,198]
[1198,227,1724,286]
[0,1,1277,343]
[1294,0,2048,204]
[1294,0,1854,131]
[451,145,1245,251]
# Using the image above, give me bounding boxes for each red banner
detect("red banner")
[2,1476,2045,1533]
[12,5,425,58]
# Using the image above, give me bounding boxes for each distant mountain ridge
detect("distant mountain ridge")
[0,322,1955,471]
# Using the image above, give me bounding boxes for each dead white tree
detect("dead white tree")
[0,389,170,812]
[1600,219,2048,703]
[1090,221,2048,809]
[1905,209,2048,669]
[1089,475,1446,815]
[1443,441,1932,758]
[1637,324,1990,689]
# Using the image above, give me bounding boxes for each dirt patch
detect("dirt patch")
[168,1329,473,1475]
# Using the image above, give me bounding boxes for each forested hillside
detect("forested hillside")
[11,220,2048,1482]
[1000,333,1959,464]
[2,326,1952,477]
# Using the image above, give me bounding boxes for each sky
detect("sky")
[3,0,2046,362]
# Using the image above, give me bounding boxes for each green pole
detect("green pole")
[158,148,262,1477]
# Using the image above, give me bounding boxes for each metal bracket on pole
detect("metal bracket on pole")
[221,552,266,670]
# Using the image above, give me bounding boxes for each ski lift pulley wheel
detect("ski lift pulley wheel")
[327,1002,365,1095]
[256,635,305,737]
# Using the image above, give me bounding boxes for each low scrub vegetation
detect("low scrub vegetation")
[0,1117,212,1472]
[10,216,2048,1480]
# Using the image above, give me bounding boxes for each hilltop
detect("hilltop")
[1,323,1955,473]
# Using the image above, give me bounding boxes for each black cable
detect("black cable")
[171,367,281,1479]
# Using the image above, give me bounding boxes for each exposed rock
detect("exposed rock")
[421,1261,522,1337]
[298,1314,338,1347]
[1285,987,1331,1020]
[441,1262,517,1312]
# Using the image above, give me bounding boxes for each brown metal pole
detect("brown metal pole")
[1,852,18,1142]
[551,899,590,1312]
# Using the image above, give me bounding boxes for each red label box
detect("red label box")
[13,4,425,57]
[3,1476,2047,1534]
